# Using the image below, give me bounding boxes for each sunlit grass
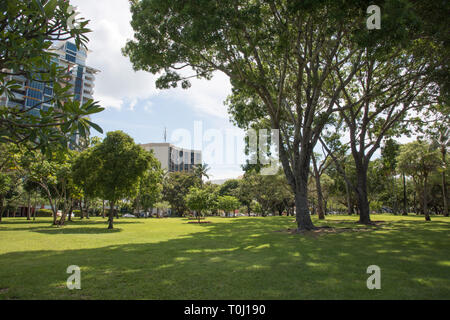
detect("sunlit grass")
[0,214,448,299]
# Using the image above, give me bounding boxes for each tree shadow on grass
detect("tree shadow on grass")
[0,217,449,300]
[32,227,122,235]
[0,218,143,232]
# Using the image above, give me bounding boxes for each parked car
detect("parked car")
[122,214,136,218]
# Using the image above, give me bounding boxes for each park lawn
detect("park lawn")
[0,215,449,300]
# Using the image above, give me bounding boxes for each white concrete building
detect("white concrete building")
[140,143,202,172]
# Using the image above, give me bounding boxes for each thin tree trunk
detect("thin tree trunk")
[392,175,397,215]
[344,179,353,215]
[68,199,73,222]
[136,194,141,218]
[312,154,325,220]
[441,147,448,217]
[85,197,90,219]
[402,173,408,215]
[27,193,31,220]
[423,175,431,221]
[0,197,4,223]
[108,202,115,229]
[32,191,38,221]
[102,200,105,218]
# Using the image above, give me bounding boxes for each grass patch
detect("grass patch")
[0,215,449,299]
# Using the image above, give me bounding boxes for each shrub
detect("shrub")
[37,209,53,217]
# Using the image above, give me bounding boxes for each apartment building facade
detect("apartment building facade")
[0,41,99,114]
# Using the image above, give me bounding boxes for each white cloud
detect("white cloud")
[208,166,245,181]
[71,0,232,117]
[161,72,232,118]
[72,0,158,110]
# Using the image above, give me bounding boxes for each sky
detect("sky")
[71,0,245,181]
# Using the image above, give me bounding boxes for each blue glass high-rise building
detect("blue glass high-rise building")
[1,41,99,114]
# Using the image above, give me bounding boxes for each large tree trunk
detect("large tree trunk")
[108,202,115,229]
[295,191,315,230]
[279,143,316,231]
[294,167,315,230]
[355,162,372,225]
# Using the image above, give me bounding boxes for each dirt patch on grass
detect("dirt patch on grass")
[276,225,378,237]
[187,221,212,224]
[291,219,386,226]
[326,220,386,225]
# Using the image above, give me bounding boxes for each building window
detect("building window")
[66,42,78,52]
[66,54,76,63]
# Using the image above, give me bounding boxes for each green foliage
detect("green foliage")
[37,209,53,217]
[91,131,152,204]
[217,195,240,217]
[134,161,164,212]
[163,172,200,216]
[218,179,239,197]
[185,187,214,218]
[397,141,441,180]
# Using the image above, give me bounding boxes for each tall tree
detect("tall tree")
[123,1,373,230]
[381,139,401,214]
[163,172,200,216]
[422,106,450,217]
[91,131,152,229]
[397,141,441,221]
[72,148,100,219]
[185,187,213,222]
[134,159,164,216]
[217,195,241,218]
[321,47,437,224]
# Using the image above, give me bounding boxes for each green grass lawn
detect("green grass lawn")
[0,215,449,300]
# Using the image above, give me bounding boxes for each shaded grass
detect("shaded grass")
[0,215,449,300]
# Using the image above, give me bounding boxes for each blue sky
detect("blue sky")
[72,0,245,180]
